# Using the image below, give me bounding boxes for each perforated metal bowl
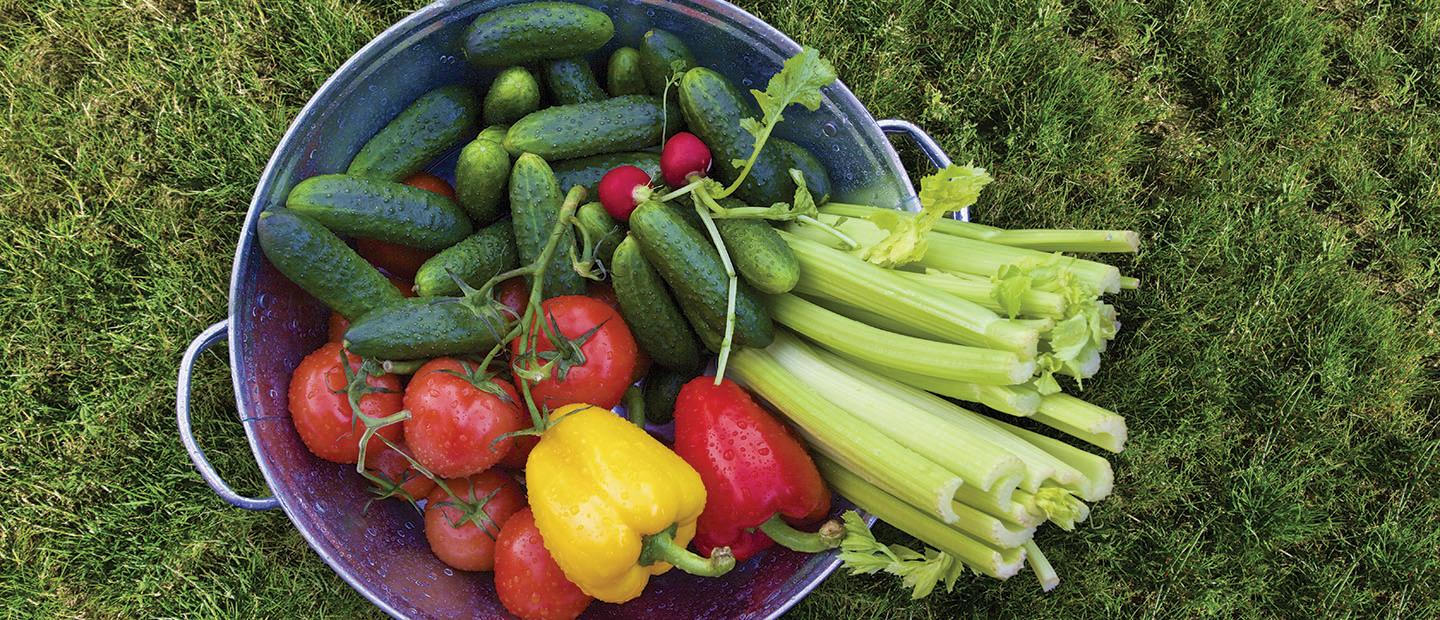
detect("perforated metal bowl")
[176,0,960,617]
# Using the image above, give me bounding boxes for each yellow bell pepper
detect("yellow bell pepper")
[527,403,736,603]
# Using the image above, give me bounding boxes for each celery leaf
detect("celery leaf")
[859,164,993,267]
[837,510,968,599]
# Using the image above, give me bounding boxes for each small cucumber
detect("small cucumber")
[256,209,404,320]
[483,67,542,126]
[552,152,661,195]
[347,85,479,182]
[503,95,680,160]
[509,153,586,298]
[413,222,519,297]
[772,138,833,204]
[679,67,795,206]
[576,202,622,268]
[344,296,512,359]
[713,212,799,295]
[643,366,698,424]
[628,201,773,348]
[607,47,647,96]
[611,235,701,371]
[285,174,473,251]
[478,124,509,144]
[462,2,614,67]
[545,57,605,104]
[453,135,510,225]
[639,29,696,96]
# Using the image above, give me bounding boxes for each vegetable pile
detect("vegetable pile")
[255,2,1141,617]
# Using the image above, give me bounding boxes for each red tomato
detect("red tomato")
[404,358,526,478]
[364,439,436,500]
[403,172,457,200]
[511,295,638,410]
[496,277,529,319]
[424,471,526,572]
[495,508,592,620]
[329,275,415,341]
[355,239,434,280]
[498,434,540,470]
[288,342,403,464]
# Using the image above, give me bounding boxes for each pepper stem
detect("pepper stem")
[757,514,845,553]
[638,525,735,577]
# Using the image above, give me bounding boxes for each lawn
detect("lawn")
[2,0,1437,617]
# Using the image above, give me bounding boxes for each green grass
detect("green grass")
[1,0,1437,617]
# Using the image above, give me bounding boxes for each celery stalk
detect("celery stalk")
[781,231,1042,357]
[896,269,1069,319]
[821,203,1140,254]
[803,215,1123,294]
[842,354,1042,417]
[992,419,1114,501]
[803,295,955,341]
[817,456,1027,580]
[1015,486,1090,530]
[805,343,1090,494]
[1120,276,1140,289]
[729,347,964,523]
[769,294,1035,386]
[767,333,1029,492]
[1023,540,1060,591]
[955,481,1043,528]
[1034,393,1128,453]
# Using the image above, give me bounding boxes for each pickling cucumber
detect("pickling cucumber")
[509,153,586,298]
[462,2,614,67]
[503,95,680,160]
[678,67,794,206]
[256,208,405,320]
[545,57,605,104]
[347,84,479,182]
[285,174,473,251]
[344,296,512,359]
[607,47,647,96]
[453,135,510,225]
[639,29,696,96]
[483,67,541,126]
[611,234,701,371]
[552,152,661,196]
[413,222,518,297]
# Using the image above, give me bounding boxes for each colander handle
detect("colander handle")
[876,119,970,222]
[177,320,280,511]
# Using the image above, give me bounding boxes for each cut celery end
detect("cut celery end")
[1034,393,1128,453]
[1120,276,1140,289]
[817,455,1028,580]
[993,418,1114,502]
[729,347,963,523]
[1015,487,1090,530]
[842,353,1041,417]
[897,269,1069,319]
[768,333,1029,491]
[781,231,1041,357]
[769,294,1035,386]
[955,481,1043,528]
[1023,540,1061,591]
[820,203,1139,254]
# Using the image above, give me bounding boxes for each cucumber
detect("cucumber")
[462,2,614,67]
[503,95,680,160]
[256,209,404,320]
[453,135,510,225]
[483,67,542,126]
[606,47,647,96]
[509,153,586,298]
[713,213,799,294]
[576,202,622,268]
[679,67,795,206]
[680,293,723,352]
[478,124,509,144]
[611,235,701,371]
[344,296,512,359]
[545,57,605,104]
[639,29,696,96]
[628,201,773,348]
[285,174,473,251]
[772,138,833,204]
[347,85,479,182]
[413,222,519,297]
[643,366,697,424]
[552,152,661,195]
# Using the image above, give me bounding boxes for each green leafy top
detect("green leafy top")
[859,164,993,267]
[991,255,1118,394]
[722,48,838,189]
[836,511,969,599]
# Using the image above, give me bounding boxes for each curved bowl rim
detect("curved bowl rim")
[227,1,908,617]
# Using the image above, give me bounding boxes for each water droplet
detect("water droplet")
[308,149,317,159]
[646,8,655,15]
[443,568,454,576]
[257,293,271,308]
[267,387,278,399]
[832,144,842,152]
[741,78,752,86]
[822,123,837,137]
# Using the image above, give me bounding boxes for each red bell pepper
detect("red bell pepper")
[673,377,842,561]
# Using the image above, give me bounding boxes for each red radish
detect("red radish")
[660,132,712,187]
[597,165,653,221]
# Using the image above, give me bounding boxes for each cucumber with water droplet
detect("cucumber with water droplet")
[545,57,605,104]
[483,67,541,126]
[256,208,405,320]
[607,47,647,96]
[347,85,479,182]
[503,95,681,160]
[462,2,614,67]
[285,174,473,251]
